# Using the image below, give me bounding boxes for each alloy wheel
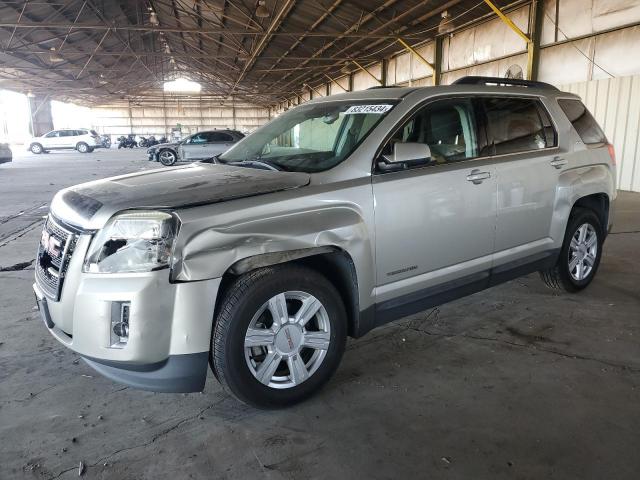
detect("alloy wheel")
[244,291,331,389]
[568,223,598,281]
[159,150,176,164]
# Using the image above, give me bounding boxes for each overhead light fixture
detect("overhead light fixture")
[164,44,171,54]
[49,47,64,63]
[256,1,270,18]
[149,11,159,26]
[26,90,35,98]
[163,78,202,93]
[438,10,456,35]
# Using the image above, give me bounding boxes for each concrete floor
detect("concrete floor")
[1,149,639,479]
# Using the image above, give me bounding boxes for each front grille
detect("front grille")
[35,216,78,301]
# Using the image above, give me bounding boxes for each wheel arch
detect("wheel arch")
[571,192,610,235]
[214,247,362,339]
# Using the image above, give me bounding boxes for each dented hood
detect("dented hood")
[50,163,310,230]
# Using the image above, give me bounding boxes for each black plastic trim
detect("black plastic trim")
[355,248,561,336]
[453,76,559,91]
[82,352,209,393]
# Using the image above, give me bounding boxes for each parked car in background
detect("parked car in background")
[28,129,102,154]
[147,129,244,166]
[0,142,11,164]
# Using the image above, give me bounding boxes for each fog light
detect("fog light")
[110,302,130,348]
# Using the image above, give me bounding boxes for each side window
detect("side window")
[483,97,554,155]
[188,133,207,144]
[208,132,233,142]
[77,130,88,136]
[557,99,606,145]
[59,130,73,137]
[382,98,479,166]
[44,131,59,138]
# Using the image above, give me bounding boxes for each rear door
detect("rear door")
[204,131,235,157]
[482,96,562,274]
[372,97,497,317]
[58,130,77,148]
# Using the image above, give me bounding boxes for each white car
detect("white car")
[28,129,102,154]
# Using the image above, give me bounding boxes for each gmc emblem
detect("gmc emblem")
[41,230,62,258]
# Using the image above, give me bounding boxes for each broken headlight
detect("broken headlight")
[83,211,177,273]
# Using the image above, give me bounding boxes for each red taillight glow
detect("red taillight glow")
[607,144,616,166]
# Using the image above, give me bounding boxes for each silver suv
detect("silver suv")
[147,129,244,166]
[34,77,616,408]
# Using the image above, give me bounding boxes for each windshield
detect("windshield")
[218,100,397,173]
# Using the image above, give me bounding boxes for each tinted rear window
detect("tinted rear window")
[557,99,606,145]
[483,97,557,155]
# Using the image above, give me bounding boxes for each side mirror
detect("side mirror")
[384,142,431,164]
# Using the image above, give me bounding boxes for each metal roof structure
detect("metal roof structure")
[0,0,518,106]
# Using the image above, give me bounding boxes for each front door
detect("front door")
[372,97,497,319]
[179,132,209,161]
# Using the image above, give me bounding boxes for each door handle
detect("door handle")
[550,156,568,169]
[466,170,491,184]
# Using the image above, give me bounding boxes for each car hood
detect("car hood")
[147,141,178,150]
[50,163,311,230]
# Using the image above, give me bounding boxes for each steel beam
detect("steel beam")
[482,0,533,79]
[396,37,434,72]
[229,0,296,95]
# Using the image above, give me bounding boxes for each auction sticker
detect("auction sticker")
[344,104,393,114]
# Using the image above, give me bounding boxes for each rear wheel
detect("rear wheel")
[158,149,177,166]
[76,142,89,153]
[30,143,43,154]
[211,265,347,408]
[539,207,603,292]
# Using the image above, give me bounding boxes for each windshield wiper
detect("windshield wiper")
[229,159,283,171]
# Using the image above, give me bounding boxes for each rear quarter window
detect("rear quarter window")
[557,99,606,145]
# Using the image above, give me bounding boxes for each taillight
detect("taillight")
[607,143,616,166]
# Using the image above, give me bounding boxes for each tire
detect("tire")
[158,149,177,166]
[211,265,347,409]
[76,142,89,153]
[30,143,43,154]
[539,207,603,292]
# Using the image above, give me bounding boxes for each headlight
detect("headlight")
[83,211,177,273]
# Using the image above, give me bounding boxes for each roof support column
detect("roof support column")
[529,0,544,81]
[434,35,444,85]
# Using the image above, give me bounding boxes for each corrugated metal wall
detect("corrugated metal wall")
[561,75,640,192]
[91,98,270,137]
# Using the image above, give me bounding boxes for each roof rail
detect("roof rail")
[452,76,558,91]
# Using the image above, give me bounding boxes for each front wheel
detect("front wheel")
[158,149,177,166]
[30,143,43,154]
[76,142,89,153]
[540,207,603,292]
[211,265,347,408]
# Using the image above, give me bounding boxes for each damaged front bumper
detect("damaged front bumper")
[33,242,221,392]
